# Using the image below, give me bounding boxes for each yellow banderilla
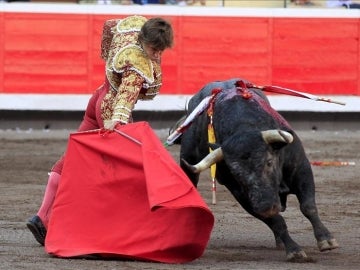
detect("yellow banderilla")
[208,120,217,205]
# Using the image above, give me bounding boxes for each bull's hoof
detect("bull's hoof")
[318,238,339,251]
[286,250,315,263]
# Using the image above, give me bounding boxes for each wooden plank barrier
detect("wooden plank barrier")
[0,4,359,102]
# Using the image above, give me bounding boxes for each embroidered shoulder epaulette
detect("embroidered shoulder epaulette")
[112,45,155,84]
[117,15,147,34]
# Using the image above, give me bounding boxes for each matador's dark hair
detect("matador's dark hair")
[138,17,174,51]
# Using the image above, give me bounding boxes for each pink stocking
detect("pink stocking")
[37,172,61,228]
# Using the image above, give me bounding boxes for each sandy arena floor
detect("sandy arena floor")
[0,127,359,270]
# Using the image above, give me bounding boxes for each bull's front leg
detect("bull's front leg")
[233,193,312,262]
[296,194,339,252]
[262,215,311,262]
[293,162,339,252]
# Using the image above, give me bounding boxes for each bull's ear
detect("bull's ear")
[271,142,288,150]
[208,143,221,151]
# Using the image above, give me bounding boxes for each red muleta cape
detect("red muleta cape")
[45,121,214,263]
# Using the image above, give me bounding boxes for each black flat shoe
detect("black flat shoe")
[26,215,47,246]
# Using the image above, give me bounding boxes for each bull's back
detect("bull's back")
[212,87,290,136]
[188,78,248,111]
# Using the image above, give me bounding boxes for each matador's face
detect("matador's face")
[142,43,163,64]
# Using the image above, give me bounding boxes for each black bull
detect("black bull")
[177,78,339,261]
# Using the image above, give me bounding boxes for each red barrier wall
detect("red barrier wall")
[1,6,359,96]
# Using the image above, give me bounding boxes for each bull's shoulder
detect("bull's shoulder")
[188,78,247,110]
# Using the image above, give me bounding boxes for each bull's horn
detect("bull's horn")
[261,130,293,144]
[182,147,224,174]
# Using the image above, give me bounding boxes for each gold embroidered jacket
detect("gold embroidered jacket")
[101,15,162,124]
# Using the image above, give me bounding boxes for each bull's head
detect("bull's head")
[182,129,293,173]
[182,129,293,218]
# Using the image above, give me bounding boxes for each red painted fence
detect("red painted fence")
[1,4,359,97]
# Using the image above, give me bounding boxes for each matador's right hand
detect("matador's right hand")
[104,119,122,131]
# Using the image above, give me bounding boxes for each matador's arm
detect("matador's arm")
[104,70,144,130]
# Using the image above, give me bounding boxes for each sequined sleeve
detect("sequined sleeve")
[111,70,145,124]
[100,19,120,61]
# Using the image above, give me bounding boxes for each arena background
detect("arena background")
[1,3,360,270]
[0,2,359,130]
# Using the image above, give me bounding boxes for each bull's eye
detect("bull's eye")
[266,159,273,166]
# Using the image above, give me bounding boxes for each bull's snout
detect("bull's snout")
[250,190,281,218]
[258,203,281,218]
